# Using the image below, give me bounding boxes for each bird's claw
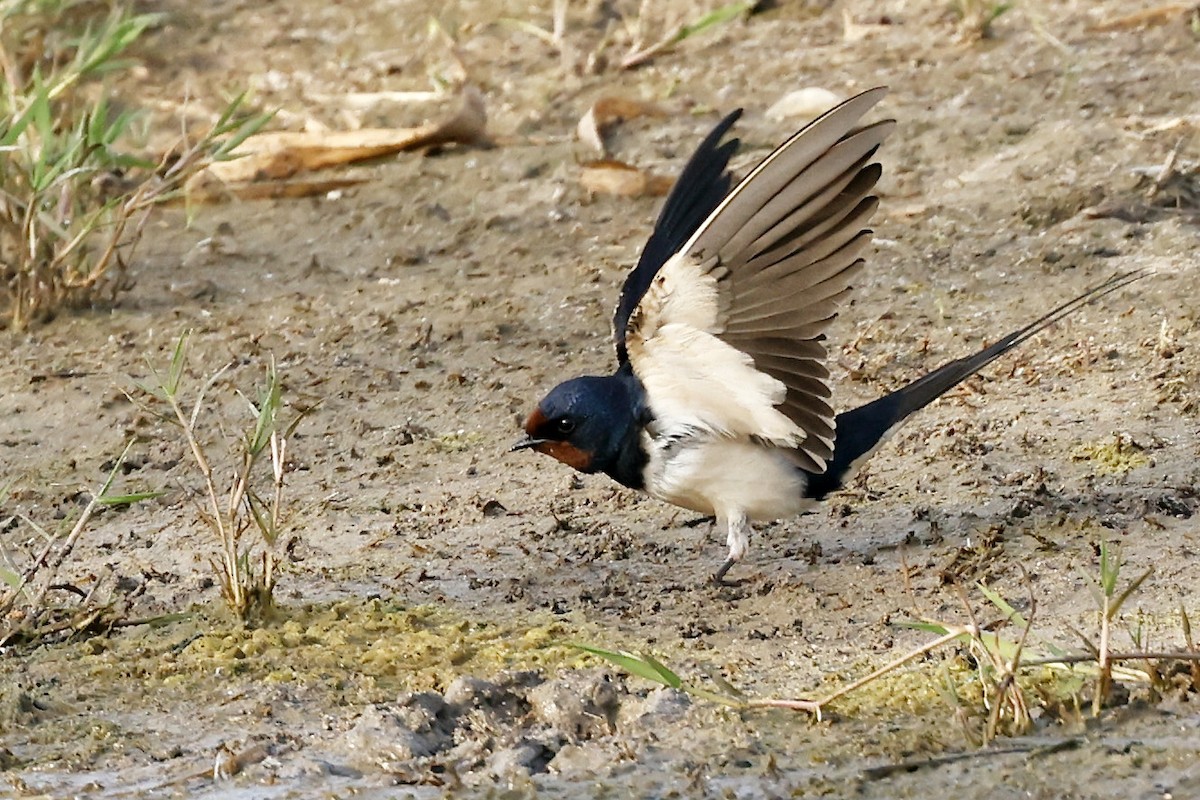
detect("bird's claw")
[711,558,736,585]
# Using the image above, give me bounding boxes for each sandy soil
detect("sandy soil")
[3,0,1199,797]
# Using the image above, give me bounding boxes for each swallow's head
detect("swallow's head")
[511,375,642,475]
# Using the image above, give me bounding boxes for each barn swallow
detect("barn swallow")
[512,87,1142,582]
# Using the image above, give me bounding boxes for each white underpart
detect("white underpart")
[642,429,816,569]
[629,251,815,570]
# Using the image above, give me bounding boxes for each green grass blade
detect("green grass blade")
[245,489,277,544]
[97,491,164,506]
[99,439,138,497]
[1,87,40,146]
[978,582,1029,628]
[166,330,190,396]
[637,651,685,687]
[212,107,274,159]
[0,566,22,591]
[247,362,281,455]
[572,644,682,688]
[1109,567,1154,618]
[672,1,752,44]
[1099,540,1120,597]
[898,620,954,635]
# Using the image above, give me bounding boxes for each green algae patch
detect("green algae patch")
[799,652,1093,733]
[434,430,486,453]
[1071,434,1150,475]
[3,598,597,717]
[155,599,591,697]
[0,598,600,772]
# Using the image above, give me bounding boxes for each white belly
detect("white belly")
[643,434,811,522]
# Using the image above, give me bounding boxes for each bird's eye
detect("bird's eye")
[554,417,576,435]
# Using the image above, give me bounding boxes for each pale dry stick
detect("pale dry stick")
[164,363,244,610]
[1025,6,1072,57]
[222,431,279,609]
[619,1,750,70]
[583,624,978,720]
[620,32,680,70]
[1095,552,1113,716]
[988,602,1034,741]
[1090,4,1192,32]
[980,574,1038,740]
[0,439,142,621]
[266,430,287,541]
[56,149,189,281]
[551,0,568,47]
[224,456,255,609]
[45,173,157,295]
[1061,624,1149,682]
[1147,132,1195,201]
[791,628,973,720]
[1022,651,1200,668]
[1093,559,1154,715]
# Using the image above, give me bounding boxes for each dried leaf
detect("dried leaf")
[186,86,487,203]
[1089,4,1190,31]
[577,96,668,156]
[579,160,672,197]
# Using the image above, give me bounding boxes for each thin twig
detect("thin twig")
[809,628,971,716]
[1022,651,1200,667]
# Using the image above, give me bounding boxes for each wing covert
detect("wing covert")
[613,110,742,364]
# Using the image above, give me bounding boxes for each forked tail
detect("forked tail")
[804,270,1145,499]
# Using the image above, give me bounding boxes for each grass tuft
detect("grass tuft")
[133,331,310,624]
[0,0,270,329]
[578,543,1196,738]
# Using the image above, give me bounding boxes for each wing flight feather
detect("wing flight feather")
[621,88,892,472]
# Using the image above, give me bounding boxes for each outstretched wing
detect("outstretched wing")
[622,88,894,473]
[613,110,742,364]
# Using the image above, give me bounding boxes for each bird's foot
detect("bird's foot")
[711,557,737,585]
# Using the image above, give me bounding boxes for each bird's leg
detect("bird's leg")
[712,512,750,584]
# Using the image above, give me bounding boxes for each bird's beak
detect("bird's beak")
[509,436,549,453]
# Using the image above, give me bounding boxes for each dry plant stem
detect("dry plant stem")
[954,584,1019,740]
[805,628,970,718]
[746,697,822,714]
[620,34,681,69]
[0,492,104,619]
[26,494,104,610]
[552,0,568,46]
[1148,133,1194,201]
[988,636,1031,741]
[165,364,246,609]
[972,577,1034,741]
[1022,652,1200,667]
[619,0,676,69]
